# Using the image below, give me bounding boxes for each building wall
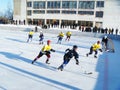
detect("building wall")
[21,0,27,21]
[103,0,120,30]
[13,0,107,28]
[28,0,105,26]
[13,0,27,21]
[13,0,21,17]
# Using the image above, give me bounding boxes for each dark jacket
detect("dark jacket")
[64,49,79,64]
[102,37,108,44]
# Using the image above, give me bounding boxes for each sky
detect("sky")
[0,0,13,14]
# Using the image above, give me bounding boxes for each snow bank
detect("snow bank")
[0,24,120,40]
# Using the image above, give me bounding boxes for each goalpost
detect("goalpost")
[106,39,115,53]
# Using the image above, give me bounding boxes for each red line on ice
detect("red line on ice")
[103,55,109,90]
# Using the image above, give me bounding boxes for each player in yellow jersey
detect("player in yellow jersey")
[32,40,55,64]
[65,31,71,41]
[57,32,64,44]
[27,30,34,42]
[86,41,102,58]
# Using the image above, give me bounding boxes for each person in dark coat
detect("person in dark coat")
[101,36,108,50]
[58,45,79,71]
[39,31,44,44]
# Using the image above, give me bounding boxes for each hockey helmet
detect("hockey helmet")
[73,45,78,49]
[47,40,51,43]
[104,36,107,39]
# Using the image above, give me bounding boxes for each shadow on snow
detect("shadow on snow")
[0,51,56,71]
[0,86,7,90]
[6,38,26,43]
[0,62,81,90]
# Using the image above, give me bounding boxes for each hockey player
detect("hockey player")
[102,36,115,52]
[101,36,108,51]
[86,41,102,58]
[32,40,55,64]
[57,32,64,44]
[27,30,34,42]
[58,45,79,71]
[65,31,72,41]
[39,31,44,44]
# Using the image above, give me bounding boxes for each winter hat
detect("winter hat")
[104,36,107,39]
[47,40,51,43]
[73,45,78,49]
[97,41,100,44]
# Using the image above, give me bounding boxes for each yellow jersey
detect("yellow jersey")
[41,45,52,52]
[92,43,101,51]
[29,31,34,35]
[59,32,64,37]
[66,31,71,36]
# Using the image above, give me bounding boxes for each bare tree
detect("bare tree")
[4,1,13,20]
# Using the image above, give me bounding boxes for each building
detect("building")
[13,0,120,29]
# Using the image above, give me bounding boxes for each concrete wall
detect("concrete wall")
[13,0,120,30]
[13,0,27,21]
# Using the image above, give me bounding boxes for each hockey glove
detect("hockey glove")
[51,49,55,52]
[99,49,102,52]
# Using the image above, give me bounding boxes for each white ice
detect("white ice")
[0,25,120,90]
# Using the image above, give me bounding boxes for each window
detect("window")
[62,10,76,14]
[96,1,104,7]
[27,10,32,16]
[78,11,94,15]
[33,1,45,9]
[79,1,95,9]
[47,10,60,14]
[33,10,45,14]
[47,1,60,8]
[27,2,32,7]
[62,1,77,9]
[96,11,104,18]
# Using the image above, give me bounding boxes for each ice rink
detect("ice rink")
[0,25,120,90]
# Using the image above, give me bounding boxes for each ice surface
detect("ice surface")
[0,25,120,90]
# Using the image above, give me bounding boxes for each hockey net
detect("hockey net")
[106,39,115,52]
